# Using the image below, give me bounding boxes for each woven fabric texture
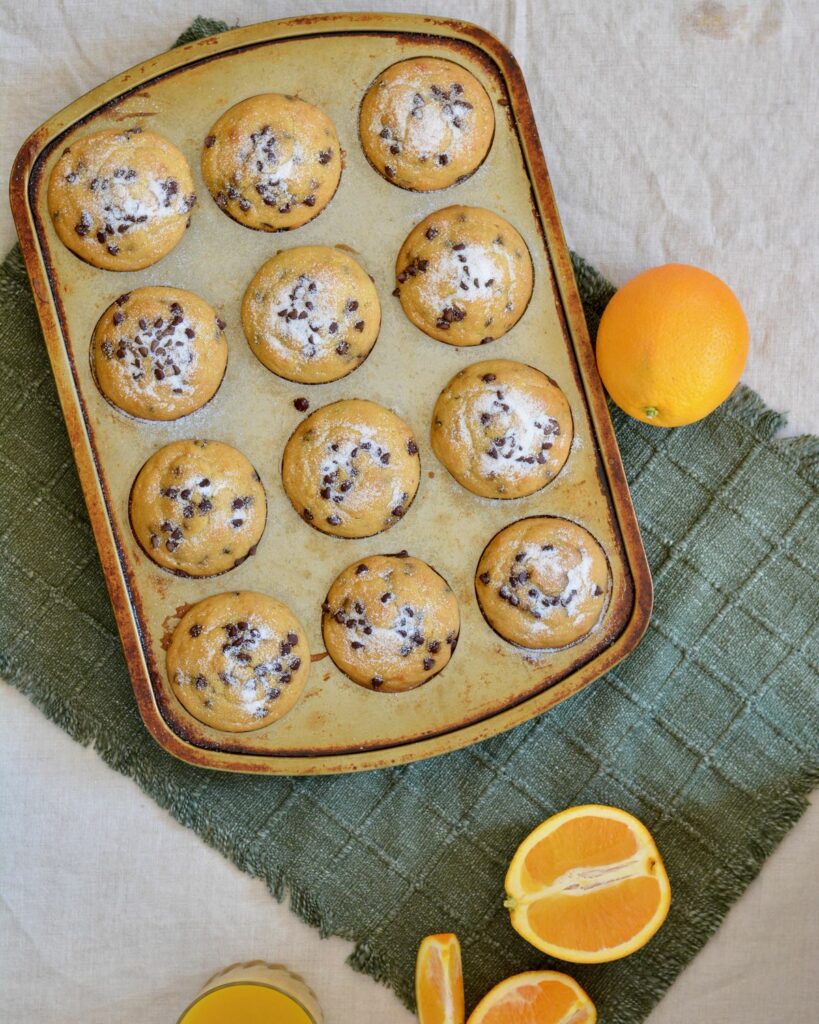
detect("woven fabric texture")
[1,18,817,1023]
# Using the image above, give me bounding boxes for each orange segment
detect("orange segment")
[467,971,596,1024]
[505,804,671,963]
[416,933,465,1024]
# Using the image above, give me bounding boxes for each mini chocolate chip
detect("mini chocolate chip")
[407,439,418,455]
[189,624,202,637]
[293,397,310,412]
[479,572,491,584]
[371,675,384,688]
[425,226,439,240]
[423,658,435,671]
[205,135,216,148]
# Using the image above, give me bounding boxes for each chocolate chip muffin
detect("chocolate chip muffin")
[322,553,459,691]
[359,56,494,191]
[130,440,266,577]
[395,206,533,346]
[47,127,196,271]
[431,360,573,498]
[282,399,420,538]
[476,517,610,650]
[91,287,227,420]
[241,246,380,383]
[202,94,342,231]
[167,591,310,732]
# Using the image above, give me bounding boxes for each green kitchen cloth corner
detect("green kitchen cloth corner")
[1,17,818,1024]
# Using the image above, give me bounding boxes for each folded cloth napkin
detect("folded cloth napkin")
[0,18,816,1022]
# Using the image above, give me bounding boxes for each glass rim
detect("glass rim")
[176,979,318,1024]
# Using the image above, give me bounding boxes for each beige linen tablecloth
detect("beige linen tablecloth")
[1,3,816,1022]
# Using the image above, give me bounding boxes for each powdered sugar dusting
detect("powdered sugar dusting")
[262,276,337,361]
[98,307,203,405]
[234,126,304,211]
[368,68,478,163]
[317,428,408,512]
[497,542,599,637]
[418,245,506,310]
[449,387,562,478]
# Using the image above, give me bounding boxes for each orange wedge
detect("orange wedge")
[467,971,595,1024]
[504,804,671,963]
[416,933,465,1024]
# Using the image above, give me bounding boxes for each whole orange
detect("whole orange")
[595,264,749,427]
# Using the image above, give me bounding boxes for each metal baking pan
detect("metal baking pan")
[10,13,652,774]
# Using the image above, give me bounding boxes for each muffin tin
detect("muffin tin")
[10,13,652,774]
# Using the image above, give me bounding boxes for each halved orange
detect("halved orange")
[467,971,596,1024]
[416,933,465,1024]
[504,804,671,963]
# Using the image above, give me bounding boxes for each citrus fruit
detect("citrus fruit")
[416,933,465,1024]
[467,971,596,1024]
[595,263,748,427]
[504,804,671,963]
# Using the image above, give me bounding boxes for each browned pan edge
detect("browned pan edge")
[9,13,652,774]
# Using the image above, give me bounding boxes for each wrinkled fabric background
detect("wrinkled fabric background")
[0,2,816,1023]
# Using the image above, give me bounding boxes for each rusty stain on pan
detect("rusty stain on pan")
[10,13,652,775]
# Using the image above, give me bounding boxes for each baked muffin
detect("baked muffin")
[475,517,610,649]
[359,56,494,191]
[130,440,266,577]
[167,591,310,732]
[91,287,227,420]
[282,399,420,538]
[202,94,342,231]
[431,360,573,498]
[395,206,533,346]
[241,246,380,383]
[47,127,196,271]
[322,553,459,691]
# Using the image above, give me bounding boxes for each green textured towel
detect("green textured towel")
[2,17,818,1023]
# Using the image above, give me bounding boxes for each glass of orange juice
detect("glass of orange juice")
[177,960,323,1024]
